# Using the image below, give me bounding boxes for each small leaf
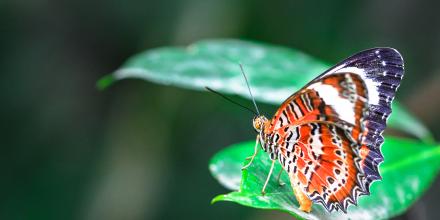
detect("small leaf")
[99,39,432,141]
[210,137,440,220]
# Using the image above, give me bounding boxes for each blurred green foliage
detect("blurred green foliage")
[3,1,440,220]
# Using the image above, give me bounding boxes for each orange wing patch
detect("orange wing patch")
[275,123,368,212]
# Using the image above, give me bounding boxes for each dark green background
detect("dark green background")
[2,0,440,219]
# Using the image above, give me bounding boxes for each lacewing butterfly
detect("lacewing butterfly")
[241,48,404,213]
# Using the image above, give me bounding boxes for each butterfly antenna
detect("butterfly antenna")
[239,64,261,115]
[205,87,257,115]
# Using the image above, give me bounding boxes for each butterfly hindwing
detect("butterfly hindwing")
[265,48,404,212]
[275,123,365,212]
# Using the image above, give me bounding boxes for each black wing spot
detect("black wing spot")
[327,177,335,184]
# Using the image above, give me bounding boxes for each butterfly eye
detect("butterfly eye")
[253,117,262,132]
[253,116,269,133]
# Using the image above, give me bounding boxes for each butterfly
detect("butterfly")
[242,48,404,213]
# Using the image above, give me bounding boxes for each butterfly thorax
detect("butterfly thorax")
[253,115,279,160]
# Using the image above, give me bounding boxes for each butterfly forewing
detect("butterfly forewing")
[265,48,404,212]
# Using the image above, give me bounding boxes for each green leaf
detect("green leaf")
[98,39,431,140]
[210,137,440,220]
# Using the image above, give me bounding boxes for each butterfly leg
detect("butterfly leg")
[261,159,276,195]
[276,169,285,186]
[242,135,260,170]
[289,173,312,212]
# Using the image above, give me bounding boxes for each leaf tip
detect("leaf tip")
[211,194,227,205]
[96,74,116,91]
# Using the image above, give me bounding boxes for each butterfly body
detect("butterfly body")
[250,48,404,213]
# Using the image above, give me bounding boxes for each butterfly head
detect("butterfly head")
[253,115,268,133]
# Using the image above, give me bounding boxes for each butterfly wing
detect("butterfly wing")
[317,47,404,150]
[266,48,404,212]
[270,72,368,143]
[276,123,362,212]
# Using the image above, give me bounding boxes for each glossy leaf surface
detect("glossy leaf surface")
[98,39,431,141]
